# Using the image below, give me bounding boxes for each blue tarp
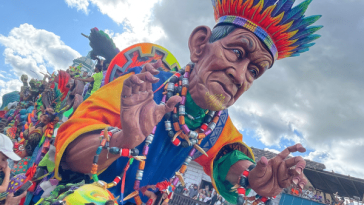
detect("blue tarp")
[279,193,323,205]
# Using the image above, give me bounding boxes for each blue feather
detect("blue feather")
[263,0,276,10]
[253,0,261,6]
[287,15,322,32]
[272,0,295,17]
[291,53,301,57]
[281,0,312,24]
[291,34,321,47]
[272,0,289,17]
[291,25,322,40]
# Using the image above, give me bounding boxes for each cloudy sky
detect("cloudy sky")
[0,0,363,179]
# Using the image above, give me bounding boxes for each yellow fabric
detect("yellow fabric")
[54,73,133,180]
[194,116,255,195]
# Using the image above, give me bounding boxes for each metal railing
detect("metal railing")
[170,193,208,205]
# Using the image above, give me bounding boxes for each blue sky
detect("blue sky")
[0,0,364,178]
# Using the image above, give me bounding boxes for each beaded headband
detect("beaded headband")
[212,0,323,61]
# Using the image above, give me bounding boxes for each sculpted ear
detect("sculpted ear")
[188,26,212,63]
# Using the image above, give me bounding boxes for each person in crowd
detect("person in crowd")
[0,134,28,205]
[290,184,302,196]
[189,184,199,199]
[302,186,315,200]
[325,199,331,204]
[194,189,206,201]
[348,198,355,205]
[215,195,222,205]
[205,185,211,197]
[210,190,218,205]
[75,59,104,96]
[313,190,323,203]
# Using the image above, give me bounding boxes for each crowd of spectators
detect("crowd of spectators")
[285,184,362,205]
[177,183,226,205]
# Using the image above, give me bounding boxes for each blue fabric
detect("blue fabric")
[98,67,228,203]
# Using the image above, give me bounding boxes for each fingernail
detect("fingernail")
[296,168,302,175]
[293,179,299,185]
[299,184,304,189]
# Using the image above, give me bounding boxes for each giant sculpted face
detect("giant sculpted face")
[188,26,273,111]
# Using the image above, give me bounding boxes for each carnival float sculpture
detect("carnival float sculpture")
[0,0,322,204]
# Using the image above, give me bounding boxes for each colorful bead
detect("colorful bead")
[184,72,190,78]
[91,164,98,175]
[139,161,145,170]
[96,146,103,155]
[243,170,249,177]
[180,165,187,173]
[93,155,99,164]
[161,95,166,103]
[120,149,130,157]
[190,138,198,145]
[184,156,192,165]
[188,131,198,139]
[181,124,190,134]
[172,138,181,146]
[146,134,154,144]
[213,116,219,123]
[142,146,149,156]
[198,133,206,140]
[173,122,180,131]
[207,111,216,117]
[181,96,186,105]
[179,116,185,125]
[200,123,208,131]
[189,148,196,156]
[136,170,144,180]
[179,105,185,115]
[182,78,189,87]
[131,148,139,156]
[167,83,174,92]
[113,176,121,184]
[204,129,212,136]
[152,126,157,134]
[181,87,187,96]
[165,120,172,131]
[92,174,98,182]
[101,139,106,147]
[172,177,179,186]
[208,122,216,130]
[185,65,191,72]
[168,130,175,138]
[237,187,246,195]
[109,147,120,155]
[175,73,181,78]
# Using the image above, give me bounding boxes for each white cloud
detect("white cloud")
[0,73,4,78]
[65,0,165,50]
[65,0,89,14]
[0,23,81,80]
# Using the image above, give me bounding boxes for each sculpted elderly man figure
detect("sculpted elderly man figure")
[54,0,322,204]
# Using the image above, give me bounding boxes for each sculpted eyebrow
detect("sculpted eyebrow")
[240,35,256,52]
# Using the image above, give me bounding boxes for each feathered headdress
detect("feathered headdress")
[212,0,322,60]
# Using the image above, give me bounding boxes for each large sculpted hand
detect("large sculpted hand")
[248,144,307,197]
[120,67,181,148]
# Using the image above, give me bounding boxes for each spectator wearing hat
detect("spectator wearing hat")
[0,133,28,205]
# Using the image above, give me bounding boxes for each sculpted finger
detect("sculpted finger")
[142,62,160,75]
[278,143,306,160]
[251,156,268,178]
[132,83,141,94]
[298,176,308,189]
[285,156,306,175]
[122,75,144,97]
[155,96,182,122]
[137,72,160,91]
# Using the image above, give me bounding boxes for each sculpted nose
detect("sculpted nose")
[226,60,250,88]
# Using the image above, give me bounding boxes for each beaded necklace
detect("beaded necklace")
[91,64,223,204]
